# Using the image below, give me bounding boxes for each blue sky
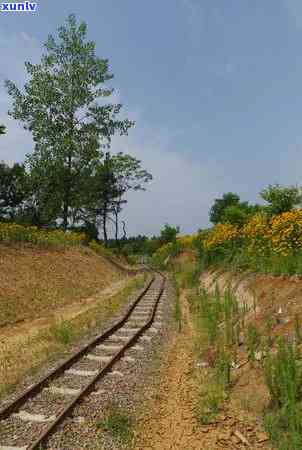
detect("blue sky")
[1,0,302,236]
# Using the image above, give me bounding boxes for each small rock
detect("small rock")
[255,351,263,361]
[256,431,269,442]
[197,361,209,368]
[238,332,244,346]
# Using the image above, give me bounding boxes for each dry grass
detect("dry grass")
[0,274,146,398]
[0,244,123,327]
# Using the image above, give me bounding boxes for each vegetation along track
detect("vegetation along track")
[0,268,166,449]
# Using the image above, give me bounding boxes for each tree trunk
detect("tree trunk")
[114,208,119,248]
[102,206,108,246]
[122,220,127,240]
[62,150,72,231]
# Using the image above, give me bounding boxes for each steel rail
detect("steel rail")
[0,272,154,421]
[29,271,165,449]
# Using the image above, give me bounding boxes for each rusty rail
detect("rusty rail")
[0,269,165,449]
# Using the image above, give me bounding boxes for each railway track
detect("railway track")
[0,270,165,449]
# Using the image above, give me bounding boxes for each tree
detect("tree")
[260,184,302,215]
[159,224,180,245]
[79,152,120,244]
[110,153,152,244]
[0,125,6,135]
[222,205,249,226]
[5,14,133,230]
[209,192,241,224]
[0,162,28,220]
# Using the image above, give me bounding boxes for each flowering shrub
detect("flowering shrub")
[269,210,302,256]
[0,222,86,248]
[203,223,240,251]
[242,213,271,256]
[177,235,195,248]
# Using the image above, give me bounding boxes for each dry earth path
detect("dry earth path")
[133,286,271,450]
[134,291,211,450]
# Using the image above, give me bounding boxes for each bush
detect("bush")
[264,338,302,450]
[0,222,86,248]
[89,240,113,258]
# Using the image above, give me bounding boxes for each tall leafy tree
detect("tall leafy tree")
[0,125,6,135]
[110,153,152,243]
[159,224,180,244]
[80,152,120,244]
[209,192,241,224]
[0,162,28,220]
[5,14,133,230]
[260,184,302,215]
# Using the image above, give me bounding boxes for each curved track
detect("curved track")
[0,269,165,449]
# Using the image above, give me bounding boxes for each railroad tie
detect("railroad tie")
[109,335,129,342]
[132,344,144,351]
[140,335,152,342]
[123,326,141,332]
[65,369,98,377]
[0,446,28,450]
[12,411,56,423]
[45,386,80,396]
[122,356,135,363]
[96,344,122,352]
[148,327,159,334]
[108,370,124,377]
[91,389,106,396]
[86,354,111,363]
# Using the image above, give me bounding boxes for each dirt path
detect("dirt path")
[133,281,272,450]
[134,291,214,450]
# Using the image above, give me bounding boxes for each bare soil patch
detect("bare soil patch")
[134,284,273,450]
[0,244,123,327]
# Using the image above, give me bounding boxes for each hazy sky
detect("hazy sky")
[1,0,302,236]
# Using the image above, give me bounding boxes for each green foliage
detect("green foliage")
[264,338,302,450]
[172,274,182,331]
[264,338,302,408]
[0,162,29,221]
[209,192,262,226]
[295,315,302,345]
[97,406,133,443]
[210,192,241,224]
[215,347,232,388]
[260,184,302,215]
[89,240,113,258]
[0,222,86,248]
[192,285,241,348]
[50,321,76,345]
[246,324,260,361]
[6,14,133,231]
[159,223,180,245]
[0,125,6,135]
[222,204,250,226]
[83,152,152,245]
[197,380,226,425]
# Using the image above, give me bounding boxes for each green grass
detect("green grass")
[204,245,302,277]
[196,378,227,424]
[97,405,133,444]
[50,320,76,345]
[264,338,302,450]
[172,274,182,331]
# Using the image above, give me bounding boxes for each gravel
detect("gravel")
[46,278,174,450]
[0,274,175,450]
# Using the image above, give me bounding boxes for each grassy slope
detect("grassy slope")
[0,243,146,397]
[0,244,123,327]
